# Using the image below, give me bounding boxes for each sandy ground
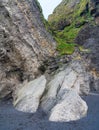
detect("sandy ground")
[0,92,99,130]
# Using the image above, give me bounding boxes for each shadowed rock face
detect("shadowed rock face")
[75,25,99,72]
[0,0,56,98]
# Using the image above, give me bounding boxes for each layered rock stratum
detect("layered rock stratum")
[0,0,56,98]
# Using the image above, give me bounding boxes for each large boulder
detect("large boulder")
[49,90,88,122]
[12,59,90,122]
[13,76,46,113]
[40,60,91,121]
[41,60,90,113]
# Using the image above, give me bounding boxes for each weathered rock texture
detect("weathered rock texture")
[75,25,99,91]
[90,0,99,24]
[14,60,89,122]
[0,0,56,98]
[14,76,46,113]
[75,26,99,70]
[41,60,90,112]
[0,0,99,123]
[48,0,99,30]
[49,90,88,122]
[47,0,99,92]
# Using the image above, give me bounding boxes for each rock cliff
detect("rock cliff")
[47,0,99,81]
[0,0,56,98]
[48,0,99,30]
[47,0,99,55]
[0,0,99,123]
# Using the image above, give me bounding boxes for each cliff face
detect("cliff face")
[0,0,56,98]
[48,0,99,30]
[0,0,99,124]
[47,0,99,55]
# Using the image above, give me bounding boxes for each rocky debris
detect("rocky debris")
[41,60,90,112]
[12,55,98,121]
[0,0,56,98]
[49,90,88,122]
[13,62,89,122]
[13,76,46,113]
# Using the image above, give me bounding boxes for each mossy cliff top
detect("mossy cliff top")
[48,0,99,55]
[48,0,99,30]
[48,0,90,30]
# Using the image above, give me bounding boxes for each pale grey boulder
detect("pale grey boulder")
[49,90,88,122]
[41,70,66,112]
[41,60,90,113]
[13,76,46,113]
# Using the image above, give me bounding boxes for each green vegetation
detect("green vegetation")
[54,25,80,55]
[79,46,91,53]
[48,0,89,30]
[47,0,94,55]
[57,43,75,55]
[36,0,42,13]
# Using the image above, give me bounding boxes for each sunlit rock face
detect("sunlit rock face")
[0,0,56,98]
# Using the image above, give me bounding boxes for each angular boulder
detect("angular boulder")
[49,90,88,122]
[13,76,46,113]
[41,60,90,113]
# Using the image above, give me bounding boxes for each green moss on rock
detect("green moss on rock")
[48,0,95,55]
[48,0,90,30]
[57,43,75,55]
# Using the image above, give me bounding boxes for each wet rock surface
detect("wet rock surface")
[0,93,99,130]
